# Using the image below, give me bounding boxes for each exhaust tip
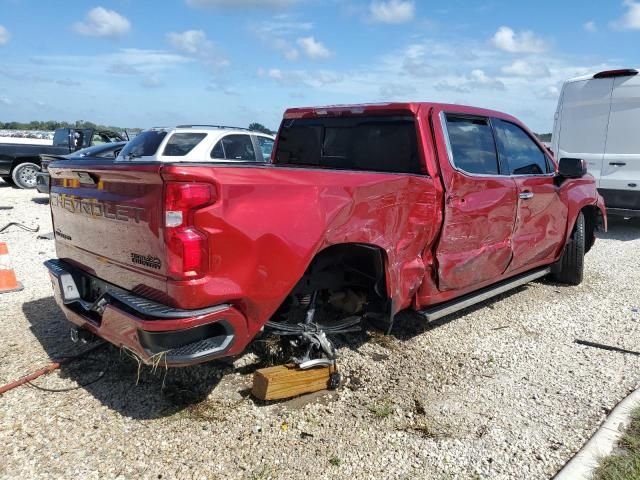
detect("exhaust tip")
[70,327,80,343]
[70,327,96,344]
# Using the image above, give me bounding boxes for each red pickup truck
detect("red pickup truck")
[45,103,606,367]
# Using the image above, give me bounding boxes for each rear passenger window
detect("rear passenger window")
[493,120,550,175]
[275,116,421,174]
[163,133,207,156]
[445,115,499,175]
[210,134,256,161]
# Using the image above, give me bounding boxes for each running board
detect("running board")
[418,267,551,322]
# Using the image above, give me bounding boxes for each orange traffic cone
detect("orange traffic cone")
[0,242,23,293]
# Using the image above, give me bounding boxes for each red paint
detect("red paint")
[47,102,606,365]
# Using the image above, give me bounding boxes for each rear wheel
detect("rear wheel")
[11,162,40,189]
[552,211,585,285]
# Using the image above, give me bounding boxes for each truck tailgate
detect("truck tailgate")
[49,161,168,299]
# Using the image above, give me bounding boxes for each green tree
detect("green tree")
[248,122,275,135]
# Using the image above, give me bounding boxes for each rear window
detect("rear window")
[275,116,422,174]
[119,130,167,159]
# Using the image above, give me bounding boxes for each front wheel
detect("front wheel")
[552,211,585,285]
[11,162,40,189]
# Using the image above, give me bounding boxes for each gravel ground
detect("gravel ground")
[1,182,640,480]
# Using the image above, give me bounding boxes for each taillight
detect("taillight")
[164,182,215,280]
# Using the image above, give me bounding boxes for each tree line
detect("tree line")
[0,120,139,132]
[1,120,276,134]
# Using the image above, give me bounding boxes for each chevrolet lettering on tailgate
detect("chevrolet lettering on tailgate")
[50,193,145,223]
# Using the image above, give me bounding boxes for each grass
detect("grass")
[593,407,640,480]
[368,400,393,418]
[250,465,276,480]
[329,456,342,467]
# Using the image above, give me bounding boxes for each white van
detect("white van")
[552,68,640,217]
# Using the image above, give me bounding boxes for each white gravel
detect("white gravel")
[1,182,640,480]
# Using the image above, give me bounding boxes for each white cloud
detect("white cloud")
[583,21,597,33]
[0,96,12,105]
[73,7,131,39]
[140,75,164,88]
[259,67,342,87]
[369,0,415,24]
[491,26,547,53]
[206,81,238,95]
[267,68,283,80]
[186,0,298,8]
[106,49,191,75]
[501,59,550,77]
[253,18,313,61]
[380,83,417,97]
[611,0,640,30]
[0,25,10,45]
[435,69,505,92]
[537,85,560,100]
[166,30,229,67]
[297,36,331,60]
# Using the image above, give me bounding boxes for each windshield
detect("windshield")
[118,130,167,160]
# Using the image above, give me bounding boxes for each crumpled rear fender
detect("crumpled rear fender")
[162,165,442,336]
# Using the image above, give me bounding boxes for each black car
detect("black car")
[0,127,126,189]
[35,141,127,194]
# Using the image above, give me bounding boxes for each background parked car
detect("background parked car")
[116,125,275,163]
[35,141,127,194]
[0,127,126,189]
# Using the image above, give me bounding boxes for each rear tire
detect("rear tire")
[552,211,585,285]
[11,162,40,189]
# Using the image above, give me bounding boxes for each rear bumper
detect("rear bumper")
[44,259,249,366]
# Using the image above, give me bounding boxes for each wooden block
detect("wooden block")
[252,363,335,401]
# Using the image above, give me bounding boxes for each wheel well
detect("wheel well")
[273,243,390,322]
[581,206,599,253]
[292,243,387,297]
[11,157,41,172]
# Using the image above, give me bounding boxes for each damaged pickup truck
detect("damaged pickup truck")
[45,104,606,367]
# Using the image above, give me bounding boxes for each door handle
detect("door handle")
[609,162,626,166]
[519,191,534,200]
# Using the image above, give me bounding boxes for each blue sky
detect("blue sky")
[0,0,638,132]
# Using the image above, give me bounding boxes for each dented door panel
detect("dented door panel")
[429,108,518,292]
[508,176,567,272]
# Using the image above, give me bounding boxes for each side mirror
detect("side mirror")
[558,157,587,178]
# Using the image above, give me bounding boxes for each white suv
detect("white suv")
[117,125,275,163]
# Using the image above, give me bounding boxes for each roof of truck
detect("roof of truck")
[282,102,520,124]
